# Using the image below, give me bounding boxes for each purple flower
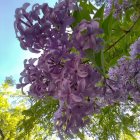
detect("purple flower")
[51,56,103,132]
[107,57,140,104]
[15,0,106,135]
[72,20,103,55]
[14,1,74,53]
[130,37,140,58]
[105,0,130,18]
[15,0,140,135]
[16,58,50,98]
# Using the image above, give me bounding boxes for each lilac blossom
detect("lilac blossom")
[14,1,74,53]
[105,0,130,18]
[106,38,140,104]
[107,57,140,104]
[72,20,103,55]
[130,37,140,58]
[15,0,140,134]
[53,56,102,133]
[16,58,50,98]
[15,0,140,135]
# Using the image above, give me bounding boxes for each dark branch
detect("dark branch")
[0,129,5,139]
[105,15,140,52]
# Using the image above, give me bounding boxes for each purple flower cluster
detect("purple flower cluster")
[72,20,103,55]
[15,0,103,133]
[105,0,130,18]
[107,42,140,104]
[52,56,103,133]
[130,37,140,58]
[14,1,74,53]
[15,0,140,135]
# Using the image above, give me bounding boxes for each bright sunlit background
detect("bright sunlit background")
[0,0,57,84]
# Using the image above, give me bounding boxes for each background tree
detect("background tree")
[0,79,26,140]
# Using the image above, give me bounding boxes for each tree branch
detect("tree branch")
[105,15,140,52]
[0,129,5,139]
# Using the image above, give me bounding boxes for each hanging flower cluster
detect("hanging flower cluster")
[15,0,140,134]
[15,0,103,133]
[107,38,140,104]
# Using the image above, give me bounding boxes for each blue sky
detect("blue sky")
[0,0,57,84]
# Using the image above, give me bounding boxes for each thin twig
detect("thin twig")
[105,15,140,52]
[0,129,4,139]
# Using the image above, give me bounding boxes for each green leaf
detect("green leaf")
[94,4,105,22]
[72,0,94,27]
[94,50,105,75]
[85,49,105,75]
[80,0,97,13]
[72,8,90,27]
[118,0,123,4]
[85,48,94,61]
[102,13,113,37]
